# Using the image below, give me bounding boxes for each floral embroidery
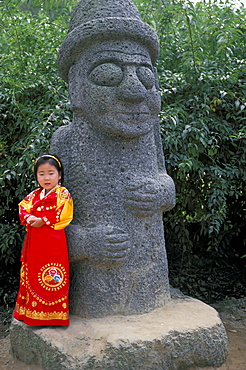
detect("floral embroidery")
[38,263,67,291]
[60,188,70,199]
[23,266,68,306]
[24,190,35,202]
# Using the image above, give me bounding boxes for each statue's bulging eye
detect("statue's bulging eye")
[137,66,155,89]
[89,63,123,86]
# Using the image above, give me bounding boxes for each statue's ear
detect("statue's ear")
[68,64,84,114]
[153,67,160,90]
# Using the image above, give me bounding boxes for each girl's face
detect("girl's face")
[37,163,61,193]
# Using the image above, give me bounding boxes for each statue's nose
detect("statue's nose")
[116,66,146,103]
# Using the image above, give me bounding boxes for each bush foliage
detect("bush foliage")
[0,0,75,304]
[0,0,245,305]
[136,0,246,300]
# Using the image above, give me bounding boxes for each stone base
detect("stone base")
[10,297,228,370]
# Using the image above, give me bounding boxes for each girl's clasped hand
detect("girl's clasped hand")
[26,215,44,227]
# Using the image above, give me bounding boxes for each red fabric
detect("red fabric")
[13,187,73,326]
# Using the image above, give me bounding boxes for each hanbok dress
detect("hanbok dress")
[13,186,73,326]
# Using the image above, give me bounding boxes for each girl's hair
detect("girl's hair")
[34,154,64,186]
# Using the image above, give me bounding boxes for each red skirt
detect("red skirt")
[13,225,70,326]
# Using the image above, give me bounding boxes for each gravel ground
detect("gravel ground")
[0,298,245,370]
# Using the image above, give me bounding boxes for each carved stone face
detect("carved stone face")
[68,40,161,138]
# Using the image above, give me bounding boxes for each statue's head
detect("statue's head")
[59,0,161,138]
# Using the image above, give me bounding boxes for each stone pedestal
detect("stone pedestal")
[10,297,228,370]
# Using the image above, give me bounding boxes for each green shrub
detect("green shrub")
[0,1,73,305]
[135,0,246,300]
[1,0,245,305]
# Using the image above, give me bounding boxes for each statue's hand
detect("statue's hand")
[124,178,161,217]
[158,173,176,212]
[67,224,131,265]
[124,175,175,217]
[86,225,131,265]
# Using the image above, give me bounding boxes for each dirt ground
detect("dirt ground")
[0,298,245,370]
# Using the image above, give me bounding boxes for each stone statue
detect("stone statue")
[10,2,228,367]
[51,0,176,318]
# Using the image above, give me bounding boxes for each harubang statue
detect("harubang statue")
[51,0,175,318]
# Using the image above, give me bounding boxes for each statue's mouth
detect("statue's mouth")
[115,112,150,123]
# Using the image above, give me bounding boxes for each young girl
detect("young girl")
[13,154,73,326]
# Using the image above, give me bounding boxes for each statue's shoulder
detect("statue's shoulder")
[52,123,73,141]
[50,123,73,155]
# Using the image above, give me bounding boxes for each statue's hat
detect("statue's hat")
[58,0,159,82]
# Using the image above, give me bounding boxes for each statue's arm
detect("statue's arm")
[154,121,176,212]
[66,224,130,265]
